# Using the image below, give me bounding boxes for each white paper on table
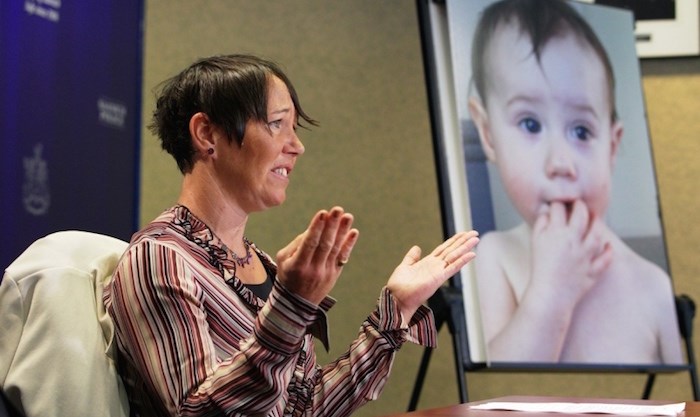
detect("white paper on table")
[470,401,686,416]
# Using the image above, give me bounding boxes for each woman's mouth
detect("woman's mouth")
[273,167,289,177]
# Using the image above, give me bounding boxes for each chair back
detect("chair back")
[0,231,130,417]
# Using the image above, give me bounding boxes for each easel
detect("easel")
[407,284,700,411]
[411,0,700,409]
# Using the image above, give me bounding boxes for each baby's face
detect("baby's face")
[473,24,622,226]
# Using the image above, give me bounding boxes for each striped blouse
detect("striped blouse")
[104,205,437,417]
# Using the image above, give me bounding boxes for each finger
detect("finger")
[337,228,359,266]
[533,205,550,234]
[568,200,591,237]
[548,202,567,226]
[329,212,354,262]
[431,231,476,258]
[433,230,479,265]
[581,210,603,245]
[293,210,328,265]
[401,245,422,266]
[312,207,345,265]
[582,217,607,256]
[590,241,613,276]
[435,232,470,261]
[444,250,477,277]
[444,235,480,267]
[533,212,548,235]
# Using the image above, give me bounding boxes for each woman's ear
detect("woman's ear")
[468,96,497,162]
[189,112,216,155]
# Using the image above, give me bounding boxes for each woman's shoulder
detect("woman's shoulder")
[128,206,180,242]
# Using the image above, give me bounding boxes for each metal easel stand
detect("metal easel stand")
[408,285,470,411]
[643,294,699,400]
[408,290,700,412]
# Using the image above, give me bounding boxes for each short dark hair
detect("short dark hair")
[471,0,617,121]
[149,54,317,173]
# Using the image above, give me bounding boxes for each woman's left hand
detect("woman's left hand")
[386,231,479,322]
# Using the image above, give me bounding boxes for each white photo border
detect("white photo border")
[577,0,700,58]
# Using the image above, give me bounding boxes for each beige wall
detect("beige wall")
[141,1,700,416]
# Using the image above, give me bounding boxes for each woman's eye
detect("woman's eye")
[573,125,591,141]
[268,120,282,129]
[518,117,541,134]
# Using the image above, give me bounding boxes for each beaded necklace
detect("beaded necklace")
[227,237,253,268]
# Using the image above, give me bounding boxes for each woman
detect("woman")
[105,54,479,417]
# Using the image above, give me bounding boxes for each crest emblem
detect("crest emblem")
[22,143,51,216]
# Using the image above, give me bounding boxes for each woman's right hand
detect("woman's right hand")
[276,207,359,305]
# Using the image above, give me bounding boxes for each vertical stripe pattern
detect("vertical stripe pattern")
[104,205,437,417]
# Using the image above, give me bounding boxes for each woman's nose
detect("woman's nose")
[287,130,305,155]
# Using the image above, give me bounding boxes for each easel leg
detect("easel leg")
[676,295,700,400]
[408,286,469,410]
[684,334,700,400]
[642,374,655,399]
[447,290,469,403]
[408,346,434,411]
[689,366,700,401]
[452,325,469,403]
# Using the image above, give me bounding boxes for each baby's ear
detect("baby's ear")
[467,97,497,162]
[609,119,623,169]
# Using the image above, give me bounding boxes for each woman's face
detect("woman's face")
[217,75,305,213]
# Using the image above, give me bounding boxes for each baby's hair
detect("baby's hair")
[471,0,618,121]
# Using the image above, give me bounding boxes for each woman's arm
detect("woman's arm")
[108,241,315,416]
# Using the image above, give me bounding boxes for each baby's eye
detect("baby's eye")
[518,117,541,134]
[572,125,591,141]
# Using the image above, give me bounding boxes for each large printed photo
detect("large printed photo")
[438,0,684,366]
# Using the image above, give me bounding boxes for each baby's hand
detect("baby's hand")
[529,200,612,306]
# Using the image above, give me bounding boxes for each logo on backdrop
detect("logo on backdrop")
[23,143,51,216]
[98,97,128,129]
[24,0,61,23]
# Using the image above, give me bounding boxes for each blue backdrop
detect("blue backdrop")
[1,0,143,270]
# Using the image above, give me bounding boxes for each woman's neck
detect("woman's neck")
[178,173,249,254]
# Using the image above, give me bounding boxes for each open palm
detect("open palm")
[387,231,479,321]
